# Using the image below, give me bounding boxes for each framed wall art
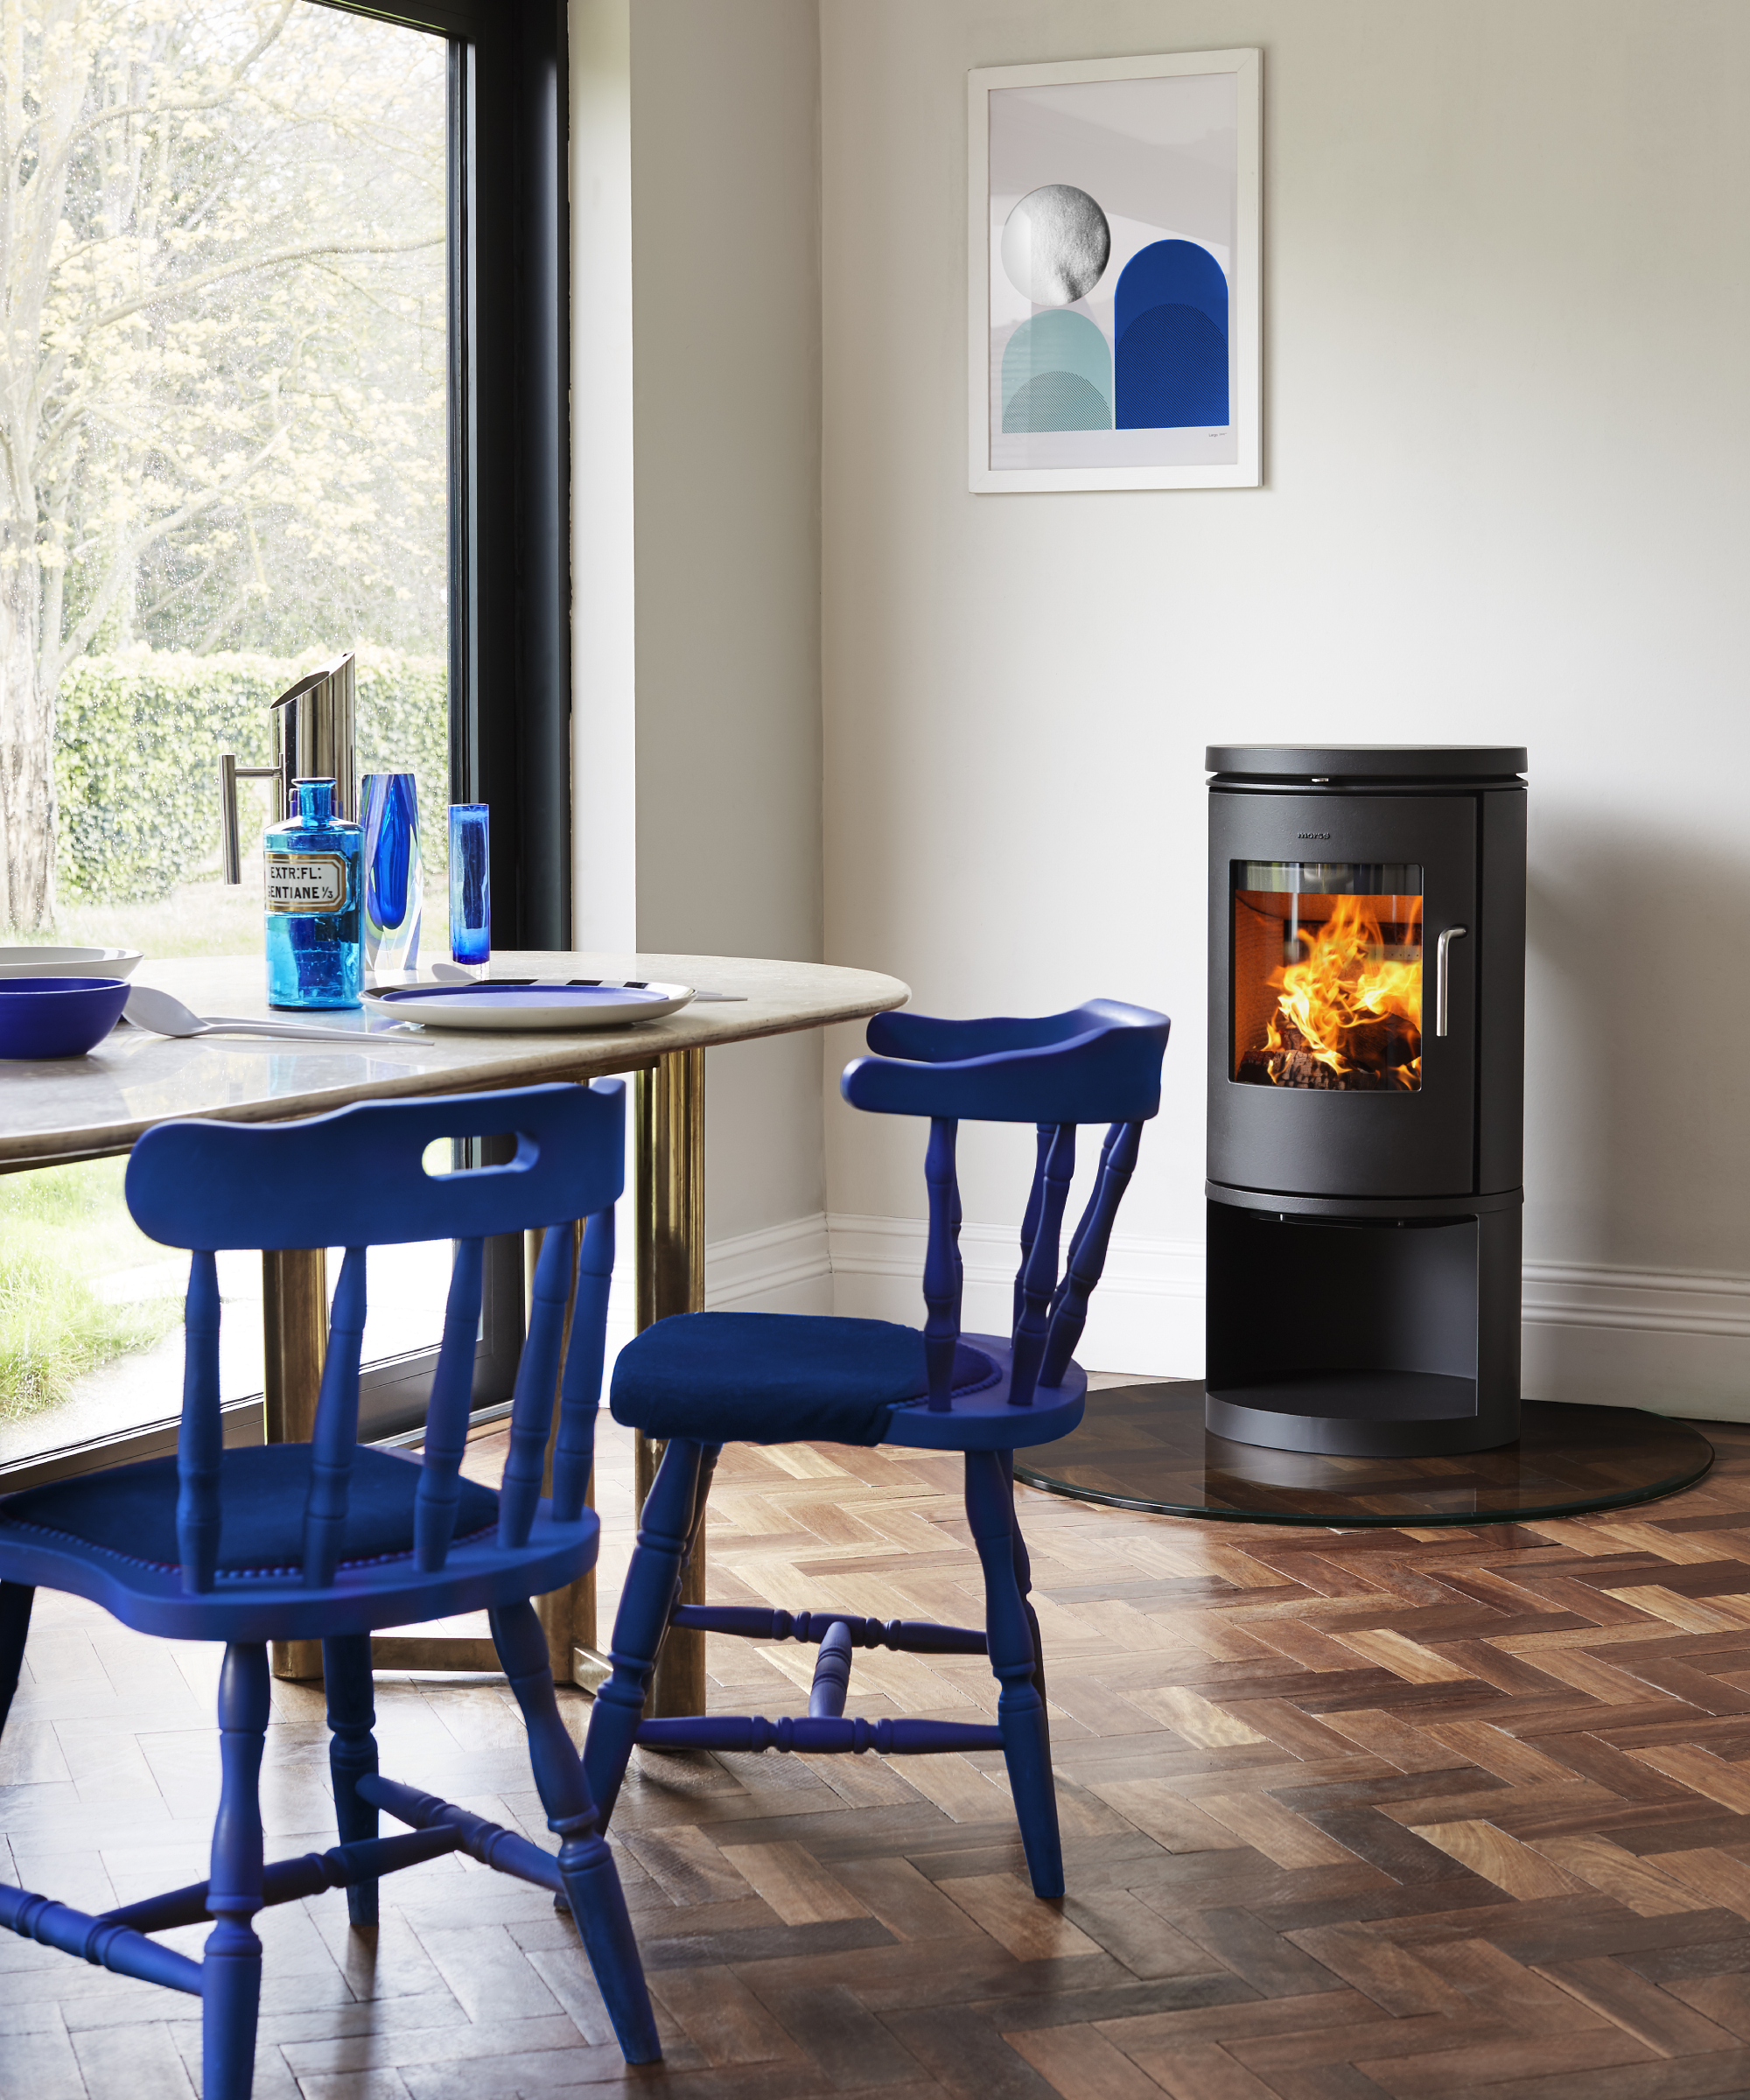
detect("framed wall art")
[968,47,1261,494]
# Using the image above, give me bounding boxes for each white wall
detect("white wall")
[571,0,638,954]
[819,0,1750,1413]
[572,0,830,1270]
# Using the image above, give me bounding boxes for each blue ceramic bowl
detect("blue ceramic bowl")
[0,976,130,1059]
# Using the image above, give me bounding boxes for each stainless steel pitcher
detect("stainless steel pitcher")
[220,652,357,883]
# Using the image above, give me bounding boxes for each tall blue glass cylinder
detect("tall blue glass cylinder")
[264,779,363,1009]
[361,772,423,984]
[449,804,490,965]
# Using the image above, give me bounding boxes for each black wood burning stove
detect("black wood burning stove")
[1205,744,1527,1456]
[1015,739,1702,1522]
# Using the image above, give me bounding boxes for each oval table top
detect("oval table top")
[0,950,910,1171]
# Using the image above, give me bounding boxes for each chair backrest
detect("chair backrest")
[124,1081,625,1595]
[841,1002,1170,1411]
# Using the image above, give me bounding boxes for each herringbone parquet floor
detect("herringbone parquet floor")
[12,1401,1750,2098]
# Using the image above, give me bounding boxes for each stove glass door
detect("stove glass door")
[1233,862,1424,1091]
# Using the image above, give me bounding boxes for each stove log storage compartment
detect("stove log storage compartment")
[1206,745,1527,1457]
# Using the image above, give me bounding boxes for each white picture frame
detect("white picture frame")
[968,48,1262,494]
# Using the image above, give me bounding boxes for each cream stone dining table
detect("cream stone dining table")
[0,950,908,1712]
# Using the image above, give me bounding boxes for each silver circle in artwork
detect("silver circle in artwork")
[1000,185,1111,307]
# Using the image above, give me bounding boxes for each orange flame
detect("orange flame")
[1266,894,1423,1089]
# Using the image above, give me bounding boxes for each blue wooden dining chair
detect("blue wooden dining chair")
[0,1081,661,2096]
[584,999,1170,1900]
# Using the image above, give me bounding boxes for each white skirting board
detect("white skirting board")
[688,1212,1750,1424]
[823,1214,1203,1380]
[599,1206,836,1376]
[705,1212,836,1314]
[693,1212,1199,1373]
[1521,1262,1750,1421]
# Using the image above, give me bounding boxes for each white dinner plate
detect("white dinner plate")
[361,978,696,1032]
[0,946,142,979]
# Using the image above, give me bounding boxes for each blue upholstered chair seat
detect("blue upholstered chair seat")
[0,1445,500,1573]
[610,1311,1001,1446]
[0,1442,599,1642]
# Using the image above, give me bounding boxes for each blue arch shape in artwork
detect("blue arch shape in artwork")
[1001,310,1111,433]
[1116,305,1228,429]
[1115,239,1228,343]
[1114,239,1229,430]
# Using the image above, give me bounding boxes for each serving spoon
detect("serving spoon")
[123,984,411,1046]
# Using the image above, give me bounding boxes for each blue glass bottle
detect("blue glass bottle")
[449,803,490,967]
[361,772,423,984]
[264,778,363,1009]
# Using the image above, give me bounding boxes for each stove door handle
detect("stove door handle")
[1435,924,1469,1038]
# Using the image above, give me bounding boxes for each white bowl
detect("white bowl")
[0,946,142,980]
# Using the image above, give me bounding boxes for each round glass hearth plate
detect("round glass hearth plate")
[1015,1382,1713,1527]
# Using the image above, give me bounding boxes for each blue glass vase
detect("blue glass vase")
[361,772,423,984]
[449,803,490,966]
[264,779,363,1009]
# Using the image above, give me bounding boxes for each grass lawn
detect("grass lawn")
[21,866,449,962]
[0,1157,183,1424]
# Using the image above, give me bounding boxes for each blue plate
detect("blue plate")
[0,976,131,1059]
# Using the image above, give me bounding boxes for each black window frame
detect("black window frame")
[335,0,572,947]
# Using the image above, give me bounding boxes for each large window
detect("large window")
[1,0,569,1480]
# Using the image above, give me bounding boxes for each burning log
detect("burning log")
[1271,1050,1348,1088]
[1341,1016,1421,1073]
[1239,1011,1419,1092]
[1271,1052,1395,1091]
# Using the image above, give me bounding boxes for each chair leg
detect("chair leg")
[582,1435,707,1824]
[965,1450,1063,1900]
[1004,1453,1049,1707]
[322,1634,379,1928]
[490,1599,661,2064]
[0,1583,34,1738]
[689,1442,722,1563]
[202,1642,270,2100]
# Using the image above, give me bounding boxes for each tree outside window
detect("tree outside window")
[0,0,447,931]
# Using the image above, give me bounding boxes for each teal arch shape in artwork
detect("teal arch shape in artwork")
[1004,372,1110,432]
[1002,310,1112,432]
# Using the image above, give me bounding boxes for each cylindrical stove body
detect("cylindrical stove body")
[1205,745,1526,1456]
